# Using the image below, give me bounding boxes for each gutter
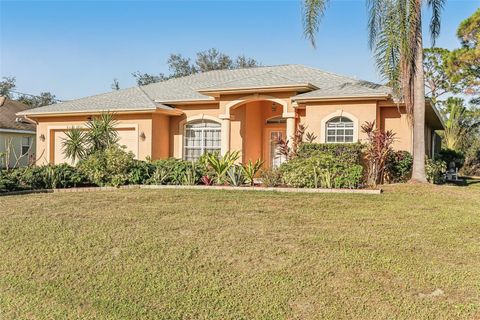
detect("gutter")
[0,128,36,134]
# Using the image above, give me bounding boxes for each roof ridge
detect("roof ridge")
[195,69,278,90]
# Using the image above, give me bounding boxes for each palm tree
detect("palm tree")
[302,0,445,182]
[61,112,120,161]
[86,112,119,152]
[61,127,87,163]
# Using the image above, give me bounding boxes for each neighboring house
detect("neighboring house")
[0,96,36,168]
[17,65,443,167]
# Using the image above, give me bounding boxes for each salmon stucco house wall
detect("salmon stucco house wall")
[18,65,444,168]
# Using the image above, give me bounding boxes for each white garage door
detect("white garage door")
[54,130,74,165]
[53,128,138,165]
[117,128,138,157]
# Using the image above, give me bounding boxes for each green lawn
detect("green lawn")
[1,183,479,319]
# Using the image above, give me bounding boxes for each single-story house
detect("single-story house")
[1,96,36,168]
[18,64,443,167]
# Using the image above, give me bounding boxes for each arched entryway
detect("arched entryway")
[227,99,291,168]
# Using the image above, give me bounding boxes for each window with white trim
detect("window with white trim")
[21,137,32,156]
[184,120,221,161]
[326,116,354,143]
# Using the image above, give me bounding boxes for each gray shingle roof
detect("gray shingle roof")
[293,81,391,100]
[19,65,391,115]
[17,87,165,116]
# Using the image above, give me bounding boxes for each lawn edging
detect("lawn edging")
[1,184,382,196]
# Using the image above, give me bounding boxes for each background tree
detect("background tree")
[441,97,480,151]
[132,48,260,86]
[0,77,16,98]
[424,48,462,106]
[447,9,480,104]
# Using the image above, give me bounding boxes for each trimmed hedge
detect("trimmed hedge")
[297,143,363,165]
[280,143,364,189]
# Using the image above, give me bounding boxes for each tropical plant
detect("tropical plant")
[62,112,120,162]
[302,0,446,182]
[305,131,317,143]
[361,121,396,187]
[276,123,307,159]
[242,159,264,186]
[205,151,240,184]
[61,127,87,163]
[86,112,119,152]
[226,165,245,187]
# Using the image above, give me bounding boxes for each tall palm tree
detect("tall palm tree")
[303,0,445,182]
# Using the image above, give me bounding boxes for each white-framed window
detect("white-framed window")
[184,120,221,161]
[21,136,32,156]
[326,116,354,143]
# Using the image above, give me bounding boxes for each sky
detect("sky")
[0,0,478,100]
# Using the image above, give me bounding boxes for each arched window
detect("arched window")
[184,120,221,161]
[326,116,354,143]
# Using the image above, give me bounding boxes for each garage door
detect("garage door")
[53,130,74,165]
[52,128,138,165]
[117,128,138,157]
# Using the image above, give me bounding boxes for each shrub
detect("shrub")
[0,170,19,192]
[0,164,85,192]
[436,149,465,170]
[385,151,413,183]
[77,146,135,187]
[297,143,363,165]
[128,160,155,185]
[147,158,189,185]
[260,168,282,187]
[280,152,363,189]
[425,159,447,184]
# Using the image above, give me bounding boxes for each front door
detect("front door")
[264,128,287,168]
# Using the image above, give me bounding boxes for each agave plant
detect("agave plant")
[182,162,199,185]
[205,151,240,184]
[242,159,264,186]
[226,165,245,187]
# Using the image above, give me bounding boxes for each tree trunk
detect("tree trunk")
[410,25,428,183]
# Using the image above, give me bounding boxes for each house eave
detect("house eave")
[18,107,181,118]
[293,94,389,103]
[0,128,36,135]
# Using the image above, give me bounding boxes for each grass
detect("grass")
[1,182,479,319]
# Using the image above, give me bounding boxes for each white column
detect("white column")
[286,116,295,146]
[220,116,231,155]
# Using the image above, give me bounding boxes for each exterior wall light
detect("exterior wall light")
[39,134,46,142]
[139,132,146,141]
